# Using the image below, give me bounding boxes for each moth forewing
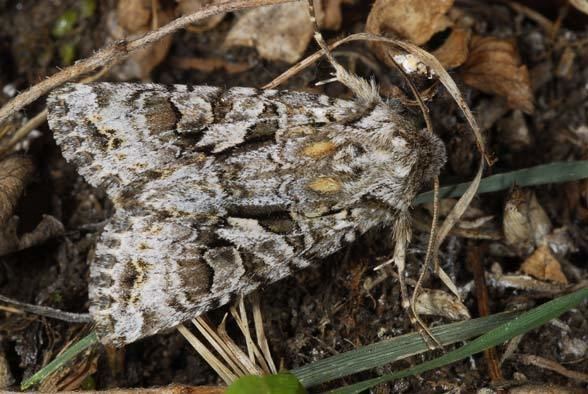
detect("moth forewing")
[47,82,445,346]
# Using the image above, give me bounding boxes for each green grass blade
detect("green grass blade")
[414,161,588,205]
[227,373,307,394]
[291,311,518,388]
[21,330,99,390]
[329,288,588,394]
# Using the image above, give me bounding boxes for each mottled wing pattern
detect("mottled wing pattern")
[47,83,445,345]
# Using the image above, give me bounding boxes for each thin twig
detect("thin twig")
[0,0,294,127]
[0,109,47,156]
[0,294,91,323]
[518,354,588,383]
[467,243,503,382]
[505,1,556,35]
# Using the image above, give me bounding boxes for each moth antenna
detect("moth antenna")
[306,0,380,107]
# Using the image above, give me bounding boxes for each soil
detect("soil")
[0,0,587,392]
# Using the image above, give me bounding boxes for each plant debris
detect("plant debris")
[224,2,314,63]
[461,36,534,113]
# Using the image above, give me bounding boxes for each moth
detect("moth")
[47,79,446,346]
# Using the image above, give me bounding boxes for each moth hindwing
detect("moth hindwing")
[46,82,446,346]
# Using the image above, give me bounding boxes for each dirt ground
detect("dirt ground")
[0,0,587,392]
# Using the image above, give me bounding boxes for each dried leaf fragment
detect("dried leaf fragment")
[172,56,253,74]
[110,0,174,80]
[117,0,152,32]
[0,351,13,389]
[509,383,588,394]
[432,27,470,69]
[315,0,356,30]
[366,0,454,71]
[521,245,568,284]
[415,289,471,320]
[503,187,551,255]
[224,3,314,64]
[178,0,226,32]
[0,155,34,224]
[570,0,588,15]
[0,215,65,257]
[461,36,534,113]
[487,272,565,295]
[366,0,453,45]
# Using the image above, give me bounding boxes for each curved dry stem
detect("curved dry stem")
[0,0,294,127]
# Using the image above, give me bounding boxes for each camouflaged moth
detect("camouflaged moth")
[46,78,446,346]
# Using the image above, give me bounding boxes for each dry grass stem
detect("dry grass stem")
[216,316,264,375]
[191,317,249,377]
[518,354,588,383]
[177,324,238,384]
[0,0,294,127]
[251,293,277,374]
[229,304,271,374]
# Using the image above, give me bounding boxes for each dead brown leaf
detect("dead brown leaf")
[564,179,588,223]
[496,110,532,151]
[415,289,470,320]
[224,2,314,64]
[0,351,13,389]
[178,0,226,33]
[487,272,566,295]
[432,27,470,69]
[521,245,568,285]
[172,56,253,74]
[460,36,534,113]
[555,46,576,79]
[503,187,551,255]
[518,354,588,383]
[366,0,454,69]
[110,0,175,80]
[315,0,356,30]
[117,0,152,32]
[570,0,588,15]
[366,0,453,45]
[0,155,34,224]
[0,215,65,256]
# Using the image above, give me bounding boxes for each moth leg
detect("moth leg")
[392,213,441,349]
[391,213,411,315]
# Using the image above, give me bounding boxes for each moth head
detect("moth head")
[349,126,447,211]
[410,128,447,183]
